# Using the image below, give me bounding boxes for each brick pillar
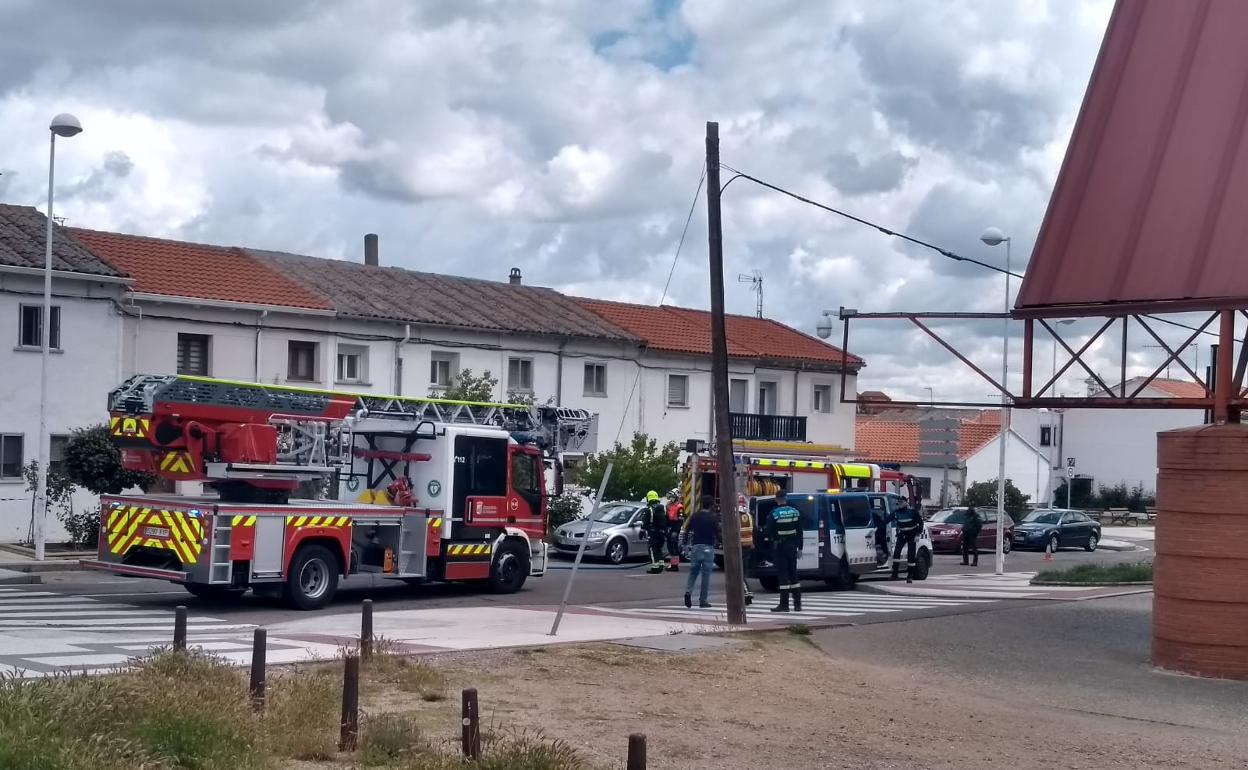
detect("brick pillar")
[1154,424,1248,679]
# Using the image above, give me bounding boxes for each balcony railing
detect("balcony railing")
[730,412,807,442]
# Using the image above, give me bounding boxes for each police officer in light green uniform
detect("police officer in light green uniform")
[766,490,804,613]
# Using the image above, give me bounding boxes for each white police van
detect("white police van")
[748,491,932,591]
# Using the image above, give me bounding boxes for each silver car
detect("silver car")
[552,502,648,565]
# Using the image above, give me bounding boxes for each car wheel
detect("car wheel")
[1002,538,1012,555]
[758,575,780,592]
[284,544,340,611]
[911,550,931,581]
[605,538,627,565]
[489,540,530,594]
[1085,533,1099,552]
[1048,533,1060,554]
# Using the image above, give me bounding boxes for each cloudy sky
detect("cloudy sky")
[3,0,1193,402]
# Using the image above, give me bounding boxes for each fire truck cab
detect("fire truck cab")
[83,375,592,609]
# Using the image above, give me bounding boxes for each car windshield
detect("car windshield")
[928,510,967,525]
[591,505,637,525]
[1023,511,1062,524]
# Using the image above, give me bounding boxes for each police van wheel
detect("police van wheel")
[489,541,529,594]
[827,559,857,590]
[911,550,932,581]
[758,575,780,592]
[284,544,339,610]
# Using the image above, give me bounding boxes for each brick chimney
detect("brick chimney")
[364,233,379,266]
[509,267,522,285]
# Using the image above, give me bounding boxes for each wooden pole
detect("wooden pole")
[627,733,647,770]
[360,599,374,658]
[706,120,746,626]
[173,605,187,651]
[339,655,359,751]
[461,688,481,759]
[249,628,267,711]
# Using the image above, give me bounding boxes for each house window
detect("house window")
[336,345,368,384]
[915,477,933,500]
[18,305,61,349]
[1040,426,1053,447]
[430,352,458,388]
[287,341,318,382]
[49,434,69,475]
[177,333,211,376]
[813,384,833,414]
[729,378,748,412]
[584,363,607,397]
[508,357,533,392]
[0,434,23,479]
[667,374,689,408]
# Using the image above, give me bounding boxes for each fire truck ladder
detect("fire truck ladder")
[206,515,233,585]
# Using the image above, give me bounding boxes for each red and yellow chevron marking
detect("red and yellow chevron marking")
[446,543,491,557]
[230,515,258,527]
[105,505,203,566]
[355,489,392,505]
[158,450,196,475]
[109,415,151,439]
[285,515,352,528]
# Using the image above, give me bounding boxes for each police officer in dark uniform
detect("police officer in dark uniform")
[766,490,803,613]
[961,505,983,566]
[891,499,924,583]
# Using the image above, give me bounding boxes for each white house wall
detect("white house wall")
[1059,408,1199,494]
[0,272,126,542]
[963,432,1051,505]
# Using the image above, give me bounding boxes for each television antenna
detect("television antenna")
[737,270,763,318]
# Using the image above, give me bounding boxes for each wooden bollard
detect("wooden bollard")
[339,655,360,751]
[360,599,374,658]
[173,605,187,651]
[627,733,647,770]
[461,687,481,760]
[249,628,267,711]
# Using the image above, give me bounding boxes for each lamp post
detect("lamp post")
[34,113,83,562]
[980,226,1010,575]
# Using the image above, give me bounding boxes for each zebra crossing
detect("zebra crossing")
[865,571,1131,599]
[0,586,266,677]
[591,591,997,626]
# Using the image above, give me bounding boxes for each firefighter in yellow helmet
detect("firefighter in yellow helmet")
[642,490,669,574]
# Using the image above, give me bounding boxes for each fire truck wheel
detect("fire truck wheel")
[285,544,340,610]
[488,540,529,594]
[183,584,245,603]
[758,575,780,592]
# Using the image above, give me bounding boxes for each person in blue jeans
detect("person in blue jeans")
[680,494,721,609]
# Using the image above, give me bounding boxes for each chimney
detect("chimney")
[364,233,379,266]
[509,267,522,286]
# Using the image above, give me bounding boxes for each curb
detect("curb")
[0,570,42,585]
[0,561,86,573]
[1030,580,1152,587]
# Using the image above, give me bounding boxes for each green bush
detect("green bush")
[546,491,585,536]
[1033,561,1153,584]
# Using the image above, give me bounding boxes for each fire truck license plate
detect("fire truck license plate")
[144,526,170,539]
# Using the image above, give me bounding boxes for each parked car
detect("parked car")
[926,507,1014,555]
[552,502,647,564]
[1013,509,1101,552]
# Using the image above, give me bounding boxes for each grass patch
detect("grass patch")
[361,650,448,700]
[1033,561,1153,585]
[787,624,812,636]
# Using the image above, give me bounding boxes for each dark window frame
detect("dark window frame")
[287,340,318,382]
[18,304,61,350]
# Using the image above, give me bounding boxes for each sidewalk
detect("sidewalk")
[1099,525,1155,542]
[0,543,88,577]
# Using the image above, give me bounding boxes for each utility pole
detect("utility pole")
[706,121,746,626]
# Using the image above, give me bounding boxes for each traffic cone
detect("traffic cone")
[1043,541,1054,562]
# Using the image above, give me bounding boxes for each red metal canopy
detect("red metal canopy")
[1017,0,1248,317]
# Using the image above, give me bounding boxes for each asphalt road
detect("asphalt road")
[28,537,1152,628]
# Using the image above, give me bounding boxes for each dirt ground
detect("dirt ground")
[342,631,1247,770]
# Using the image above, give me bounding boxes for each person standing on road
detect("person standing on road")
[961,506,983,567]
[680,494,720,608]
[665,494,684,572]
[765,490,803,613]
[891,499,924,583]
[643,490,668,574]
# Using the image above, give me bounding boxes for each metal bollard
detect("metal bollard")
[627,733,647,770]
[360,599,374,658]
[461,688,481,760]
[173,605,187,651]
[339,655,360,751]
[249,628,267,711]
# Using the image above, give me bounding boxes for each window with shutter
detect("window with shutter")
[667,374,689,407]
[177,334,211,376]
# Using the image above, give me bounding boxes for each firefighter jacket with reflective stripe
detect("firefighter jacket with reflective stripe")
[767,505,803,548]
[643,501,668,534]
[739,511,754,549]
[894,505,924,535]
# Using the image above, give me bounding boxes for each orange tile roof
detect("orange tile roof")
[575,298,862,369]
[1141,378,1207,399]
[854,416,1001,465]
[69,228,332,310]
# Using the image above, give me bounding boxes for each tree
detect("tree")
[545,490,585,536]
[963,478,1030,520]
[579,433,680,502]
[437,369,498,402]
[22,460,78,545]
[63,424,155,495]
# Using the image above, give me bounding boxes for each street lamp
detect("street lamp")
[980,226,1010,575]
[34,113,83,561]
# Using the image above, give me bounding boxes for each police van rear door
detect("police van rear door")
[787,494,821,573]
[838,494,878,574]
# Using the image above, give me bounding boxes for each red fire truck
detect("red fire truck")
[82,375,594,609]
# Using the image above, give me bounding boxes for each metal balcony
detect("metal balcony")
[730,413,807,442]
